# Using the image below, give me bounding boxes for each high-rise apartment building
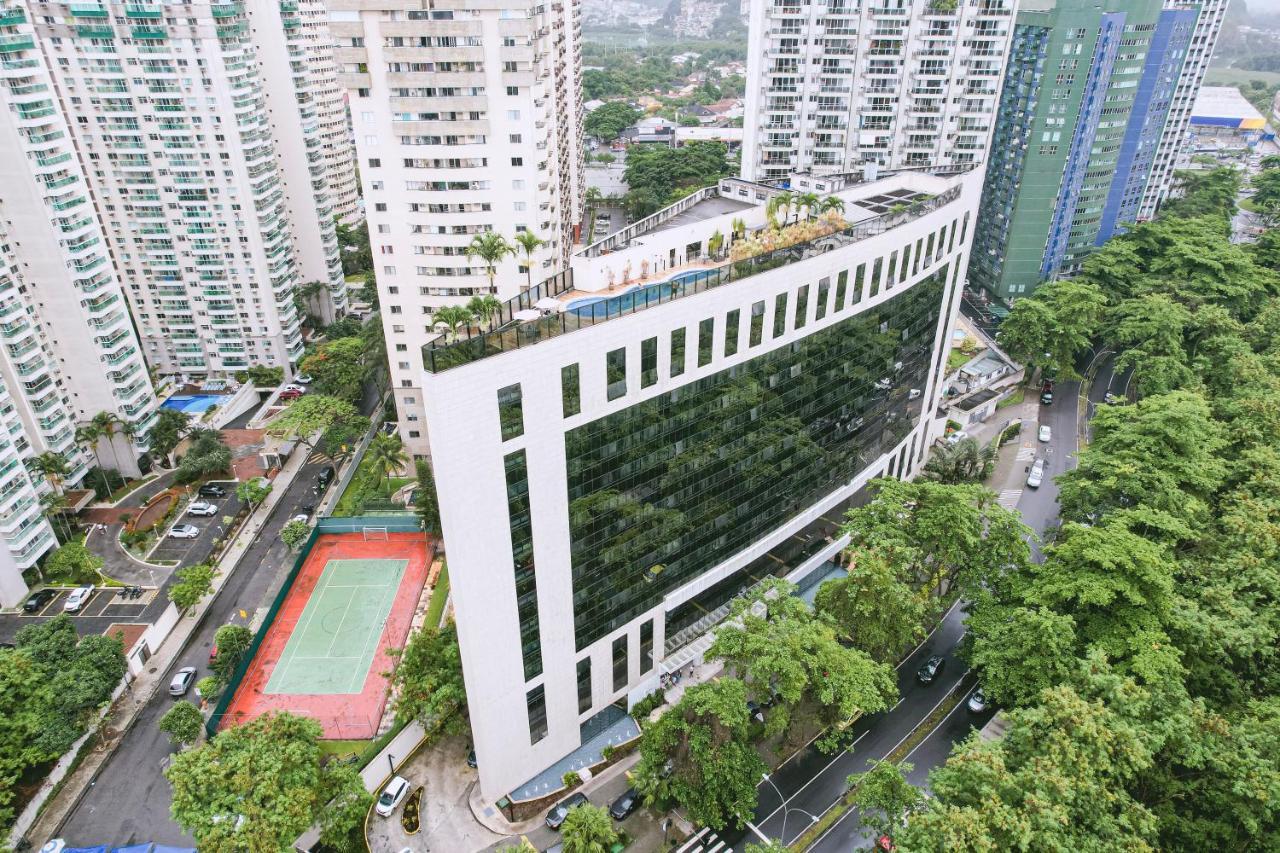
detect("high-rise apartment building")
[330,0,584,456]
[0,4,159,603]
[969,0,1200,303]
[13,0,350,376]
[741,0,1016,182]
[421,167,984,803]
[299,0,362,225]
[1138,0,1228,220]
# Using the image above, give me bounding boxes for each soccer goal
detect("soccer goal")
[362,526,389,542]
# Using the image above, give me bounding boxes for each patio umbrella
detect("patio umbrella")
[513,309,541,322]
[534,296,562,312]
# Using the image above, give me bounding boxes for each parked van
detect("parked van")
[1027,458,1045,488]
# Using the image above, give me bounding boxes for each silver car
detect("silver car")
[168,523,200,539]
[169,666,197,697]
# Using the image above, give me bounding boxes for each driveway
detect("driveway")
[146,482,242,568]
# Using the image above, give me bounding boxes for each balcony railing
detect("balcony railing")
[423,182,963,373]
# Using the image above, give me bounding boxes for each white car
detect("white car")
[290,513,310,524]
[63,586,93,613]
[168,523,200,540]
[946,430,968,445]
[1038,424,1051,443]
[1027,458,1045,488]
[293,373,313,384]
[282,383,306,394]
[375,776,410,817]
[169,666,197,697]
[186,501,218,517]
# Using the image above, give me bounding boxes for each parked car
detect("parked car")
[916,654,945,685]
[1026,458,1045,488]
[1040,390,1054,405]
[187,500,218,517]
[293,373,313,384]
[169,666,197,697]
[746,700,765,724]
[168,523,200,540]
[63,586,93,613]
[23,588,56,613]
[1104,392,1124,405]
[609,788,640,821]
[946,430,968,445]
[209,644,218,663]
[466,748,477,769]
[545,792,589,830]
[278,389,303,402]
[316,466,335,490]
[282,384,306,394]
[1038,424,1051,443]
[376,776,411,817]
[198,483,227,498]
[968,687,989,713]
[290,513,310,524]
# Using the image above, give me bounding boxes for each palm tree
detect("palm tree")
[819,196,845,218]
[75,423,111,496]
[465,232,514,294]
[922,437,998,484]
[366,433,408,494]
[466,294,503,328]
[90,410,125,474]
[584,186,603,214]
[32,451,69,496]
[797,191,822,221]
[765,191,795,230]
[512,231,545,291]
[40,491,73,543]
[432,306,475,341]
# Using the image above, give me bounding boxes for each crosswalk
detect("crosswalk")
[677,827,733,853]
[1015,445,1036,462]
[998,488,1023,510]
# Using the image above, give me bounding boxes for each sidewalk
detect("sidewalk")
[469,751,642,837]
[21,447,313,846]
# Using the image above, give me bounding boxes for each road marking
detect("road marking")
[1015,446,1035,462]
[997,489,1022,510]
[806,669,970,851]
[900,685,977,766]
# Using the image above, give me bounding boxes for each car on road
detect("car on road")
[278,389,303,401]
[1038,424,1051,443]
[186,501,218,517]
[198,483,227,498]
[293,373,313,384]
[168,523,200,540]
[1026,458,1045,488]
[916,654,946,685]
[376,776,410,817]
[545,792,589,830]
[1104,392,1124,405]
[63,586,93,613]
[1040,390,1053,405]
[316,466,335,491]
[23,588,56,613]
[168,666,197,697]
[968,687,989,713]
[290,513,310,524]
[282,383,306,394]
[609,788,640,821]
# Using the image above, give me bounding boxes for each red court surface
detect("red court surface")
[219,531,432,739]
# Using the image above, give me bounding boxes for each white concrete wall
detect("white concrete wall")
[423,169,982,802]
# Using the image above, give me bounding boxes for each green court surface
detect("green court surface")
[265,558,409,695]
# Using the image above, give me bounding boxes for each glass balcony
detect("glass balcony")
[0,34,35,52]
[0,8,25,24]
[69,4,108,16]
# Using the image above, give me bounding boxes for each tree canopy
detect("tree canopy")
[300,336,368,404]
[583,101,640,141]
[390,623,467,735]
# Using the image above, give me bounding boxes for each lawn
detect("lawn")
[996,387,1025,410]
[947,346,980,373]
[318,739,368,762]
[332,449,415,516]
[424,563,450,629]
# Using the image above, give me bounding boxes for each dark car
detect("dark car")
[545,792,588,830]
[1040,390,1053,405]
[198,483,227,498]
[23,588,56,613]
[916,654,946,685]
[609,788,640,821]
[746,700,765,724]
[466,748,477,769]
[316,466,335,491]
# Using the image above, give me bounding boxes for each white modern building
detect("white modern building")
[0,3,162,603]
[299,0,362,225]
[330,0,584,456]
[1137,0,1229,219]
[14,0,351,377]
[422,166,984,803]
[741,0,1016,182]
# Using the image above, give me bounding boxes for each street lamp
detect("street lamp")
[387,752,395,776]
[762,773,821,844]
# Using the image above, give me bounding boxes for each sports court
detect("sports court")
[220,530,432,739]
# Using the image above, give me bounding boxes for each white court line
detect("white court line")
[321,595,358,659]
[346,569,406,692]
[271,558,336,687]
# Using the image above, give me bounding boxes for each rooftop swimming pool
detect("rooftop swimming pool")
[565,268,718,318]
[160,393,224,414]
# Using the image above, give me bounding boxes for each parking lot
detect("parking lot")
[147,481,243,567]
[16,586,161,622]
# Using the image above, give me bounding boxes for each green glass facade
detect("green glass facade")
[565,270,948,649]
[505,450,542,680]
